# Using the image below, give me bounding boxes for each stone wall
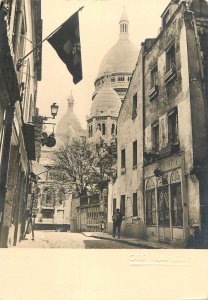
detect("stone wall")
[107,50,145,238]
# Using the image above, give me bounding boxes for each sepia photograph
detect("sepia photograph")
[1,0,208,299]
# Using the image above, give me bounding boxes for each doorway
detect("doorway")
[157,186,171,241]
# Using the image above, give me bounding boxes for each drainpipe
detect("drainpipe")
[141,43,146,238]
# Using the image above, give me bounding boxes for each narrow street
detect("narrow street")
[16,231,140,249]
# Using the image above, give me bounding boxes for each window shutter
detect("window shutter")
[145,125,152,151]
[159,114,168,149]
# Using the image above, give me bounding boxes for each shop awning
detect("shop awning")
[31,160,48,181]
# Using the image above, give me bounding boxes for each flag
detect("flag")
[47,12,82,84]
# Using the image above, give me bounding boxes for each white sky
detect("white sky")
[37,0,170,130]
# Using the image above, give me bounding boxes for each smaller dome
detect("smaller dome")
[56,93,83,142]
[90,83,121,118]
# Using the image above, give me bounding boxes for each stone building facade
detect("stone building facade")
[107,50,145,238]
[34,149,72,231]
[34,93,85,231]
[0,0,42,247]
[76,9,138,232]
[108,0,208,247]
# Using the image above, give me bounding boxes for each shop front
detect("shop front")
[144,154,187,246]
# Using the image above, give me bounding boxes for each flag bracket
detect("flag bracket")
[16,6,84,71]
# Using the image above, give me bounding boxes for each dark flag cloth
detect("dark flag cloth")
[47,12,82,84]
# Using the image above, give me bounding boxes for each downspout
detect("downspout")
[141,43,146,238]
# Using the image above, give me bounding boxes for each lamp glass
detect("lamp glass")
[51,103,59,118]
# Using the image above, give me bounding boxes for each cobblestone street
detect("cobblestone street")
[16,231,141,249]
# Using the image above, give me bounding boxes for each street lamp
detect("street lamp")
[31,103,59,148]
[32,102,59,124]
[51,103,59,119]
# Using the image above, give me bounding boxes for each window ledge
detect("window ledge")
[172,226,183,229]
[148,85,158,100]
[164,67,176,84]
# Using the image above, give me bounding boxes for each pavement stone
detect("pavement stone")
[15,230,175,249]
[15,230,143,249]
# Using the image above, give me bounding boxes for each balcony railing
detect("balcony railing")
[144,141,180,164]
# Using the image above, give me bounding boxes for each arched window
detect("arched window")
[146,178,155,190]
[111,124,115,135]
[170,170,180,183]
[88,125,93,138]
[91,125,93,137]
[157,172,168,187]
[97,123,101,131]
[88,126,91,138]
[102,123,106,135]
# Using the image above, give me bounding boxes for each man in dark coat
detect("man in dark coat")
[24,207,36,240]
[112,208,123,238]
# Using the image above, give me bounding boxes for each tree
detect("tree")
[90,136,117,194]
[51,136,117,197]
[52,138,97,197]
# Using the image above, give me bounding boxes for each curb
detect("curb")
[81,233,162,249]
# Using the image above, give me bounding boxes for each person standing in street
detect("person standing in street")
[24,207,36,241]
[112,208,123,238]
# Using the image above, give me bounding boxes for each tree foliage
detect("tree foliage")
[51,137,117,197]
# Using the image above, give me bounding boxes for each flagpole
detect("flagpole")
[16,6,84,71]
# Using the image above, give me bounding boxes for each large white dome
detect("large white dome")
[96,7,138,79]
[97,38,138,78]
